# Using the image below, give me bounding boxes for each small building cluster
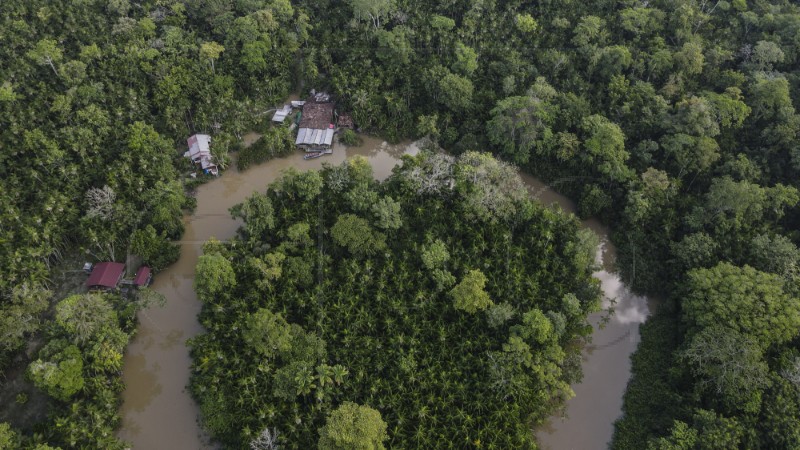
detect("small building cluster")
[184,134,218,176]
[271,91,353,156]
[295,100,336,151]
[188,91,356,171]
[85,262,152,291]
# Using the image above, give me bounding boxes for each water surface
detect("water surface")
[118,137,418,449]
[527,176,651,450]
[118,138,649,449]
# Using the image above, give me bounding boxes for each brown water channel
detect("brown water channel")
[118,137,649,449]
[527,175,651,450]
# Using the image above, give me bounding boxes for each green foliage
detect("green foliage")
[130,225,180,271]
[237,128,294,171]
[345,183,379,213]
[271,168,324,201]
[26,39,63,75]
[199,41,224,72]
[0,82,16,102]
[455,151,528,222]
[421,239,449,270]
[580,115,631,183]
[339,129,360,146]
[55,294,118,346]
[450,269,494,314]
[28,342,85,402]
[0,284,50,357]
[690,409,746,449]
[370,197,402,230]
[453,42,478,76]
[437,73,473,112]
[347,0,396,29]
[286,222,313,248]
[682,263,800,349]
[687,177,798,235]
[3,0,800,447]
[230,192,275,243]
[331,214,386,257]
[671,233,719,272]
[195,253,237,302]
[430,15,455,32]
[318,402,388,450]
[487,84,556,164]
[646,421,697,450]
[748,233,799,276]
[578,184,613,218]
[682,326,769,413]
[486,302,515,328]
[189,155,600,447]
[516,14,539,34]
[0,422,19,449]
[242,308,293,359]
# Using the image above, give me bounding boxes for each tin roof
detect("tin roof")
[86,262,125,288]
[134,266,151,286]
[187,134,211,158]
[295,127,334,147]
[272,105,292,123]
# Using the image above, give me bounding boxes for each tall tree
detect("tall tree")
[682,263,800,349]
[318,402,388,450]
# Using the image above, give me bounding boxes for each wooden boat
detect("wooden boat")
[303,149,332,160]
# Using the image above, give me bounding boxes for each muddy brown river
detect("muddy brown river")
[118,136,650,449]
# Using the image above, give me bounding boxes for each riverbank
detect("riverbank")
[523,175,652,450]
[117,136,420,448]
[118,135,650,449]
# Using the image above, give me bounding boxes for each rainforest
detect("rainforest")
[189,153,601,448]
[1,0,800,449]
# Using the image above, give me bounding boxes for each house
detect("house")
[133,266,152,288]
[272,105,292,123]
[86,262,125,290]
[183,134,219,176]
[295,100,335,150]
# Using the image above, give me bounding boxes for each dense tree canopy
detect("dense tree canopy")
[189,154,600,448]
[682,263,800,349]
[317,402,388,450]
[1,0,800,447]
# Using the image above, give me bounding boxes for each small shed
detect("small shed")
[272,105,292,123]
[133,266,152,288]
[183,134,218,176]
[86,262,125,290]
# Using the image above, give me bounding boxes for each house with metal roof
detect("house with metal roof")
[86,262,125,290]
[133,266,152,288]
[295,100,335,150]
[183,134,219,176]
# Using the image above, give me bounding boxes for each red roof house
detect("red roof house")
[133,266,152,287]
[86,262,125,289]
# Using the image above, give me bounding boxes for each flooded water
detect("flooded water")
[526,175,651,450]
[117,136,418,449]
[118,136,649,449]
